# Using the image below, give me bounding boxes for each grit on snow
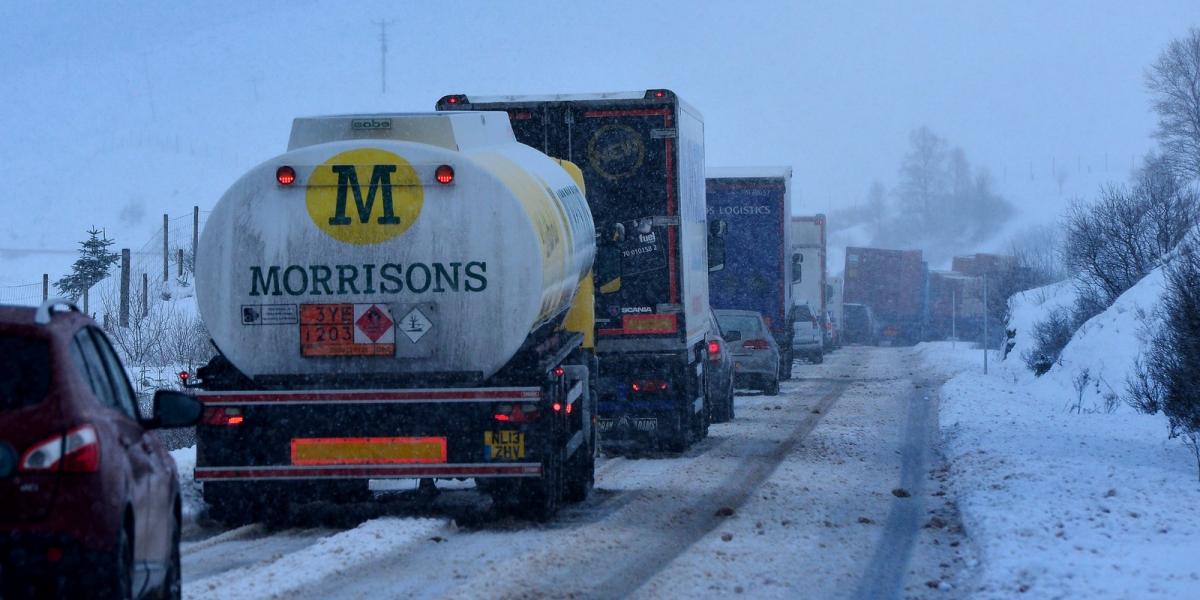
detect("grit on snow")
[176,348,972,600]
[923,270,1200,598]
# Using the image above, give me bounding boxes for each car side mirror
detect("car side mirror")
[594,244,622,294]
[708,220,727,272]
[148,390,203,429]
[723,330,741,342]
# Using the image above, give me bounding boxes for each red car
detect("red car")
[0,300,201,599]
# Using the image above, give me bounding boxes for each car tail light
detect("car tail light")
[20,425,100,473]
[202,407,244,426]
[630,380,669,393]
[494,403,541,423]
[707,339,721,361]
[276,166,296,186]
[743,339,771,350]
[435,165,454,184]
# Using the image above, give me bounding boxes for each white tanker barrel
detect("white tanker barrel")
[196,113,595,380]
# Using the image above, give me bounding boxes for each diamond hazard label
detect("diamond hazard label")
[299,303,395,357]
[399,308,432,343]
[355,304,394,342]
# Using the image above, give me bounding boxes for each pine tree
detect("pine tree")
[55,227,120,300]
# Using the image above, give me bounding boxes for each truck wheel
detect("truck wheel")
[666,408,694,452]
[812,350,824,364]
[520,447,563,521]
[563,441,594,503]
[205,484,278,527]
[763,377,781,396]
[726,383,736,421]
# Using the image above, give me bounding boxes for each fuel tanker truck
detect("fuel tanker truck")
[191,112,603,522]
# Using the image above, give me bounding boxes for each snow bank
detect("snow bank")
[170,445,205,527]
[936,357,1200,598]
[184,517,449,600]
[930,269,1200,597]
[1022,271,1165,412]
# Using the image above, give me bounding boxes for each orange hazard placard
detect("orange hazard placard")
[300,303,396,357]
[290,436,448,465]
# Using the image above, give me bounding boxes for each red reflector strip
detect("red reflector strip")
[290,437,447,465]
[194,464,542,480]
[196,388,541,405]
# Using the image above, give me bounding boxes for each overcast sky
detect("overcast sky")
[1,1,1198,283]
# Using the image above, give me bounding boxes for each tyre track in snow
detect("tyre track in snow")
[594,381,849,599]
[286,364,857,600]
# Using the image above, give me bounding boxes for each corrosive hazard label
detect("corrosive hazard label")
[300,303,396,357]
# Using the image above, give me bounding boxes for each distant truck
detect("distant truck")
[843,247,927,345]
[193,113,600,522]
[706,167,795,378]
[790,215,828,353]
[438,90,719,452]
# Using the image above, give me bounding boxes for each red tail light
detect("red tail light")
[743,339,771,350]
[276,166,296,186]
[494,403,541,423]
[20,425,100,473]
[630,380,669,393]
[707,339,721,361]
[435,165,455,184]
[202,407,244,426]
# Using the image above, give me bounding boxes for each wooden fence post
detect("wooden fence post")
[163,214,169,282]
[120,249,130,327]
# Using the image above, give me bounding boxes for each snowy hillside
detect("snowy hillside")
[923,265,1200,598]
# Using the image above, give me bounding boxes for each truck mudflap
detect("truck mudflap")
[193,386,579,482]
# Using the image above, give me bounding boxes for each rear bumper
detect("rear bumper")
[195,386,572,484]
[731,353,777,377]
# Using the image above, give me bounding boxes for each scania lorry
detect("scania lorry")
[706,168,796,378]
[192,112,600,521]
[438,90,718,451]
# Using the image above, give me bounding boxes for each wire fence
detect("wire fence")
[0,208,210,307]
[0,282,46,305]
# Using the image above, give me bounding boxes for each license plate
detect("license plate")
[484,430,525,460]
[290,437,446,465]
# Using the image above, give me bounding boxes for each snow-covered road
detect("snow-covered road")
[181,347,973,599]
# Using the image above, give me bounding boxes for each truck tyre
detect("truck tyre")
[520,447,563,521]
[205,484,275,527]
[726,384,736,420]
[563,444,594,503]
[811,349,824,364]
[666,407,694,452]
[763,376,780,396]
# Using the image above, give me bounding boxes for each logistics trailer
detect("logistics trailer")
[438,90,718,452]
[843,247,927,345]
[706,167,795,379]
[790,215,828,350]
[191,113,601,522]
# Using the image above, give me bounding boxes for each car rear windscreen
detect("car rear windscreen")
[0,336,51,411]
[716,315,764,337]
[795,305,814,321]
